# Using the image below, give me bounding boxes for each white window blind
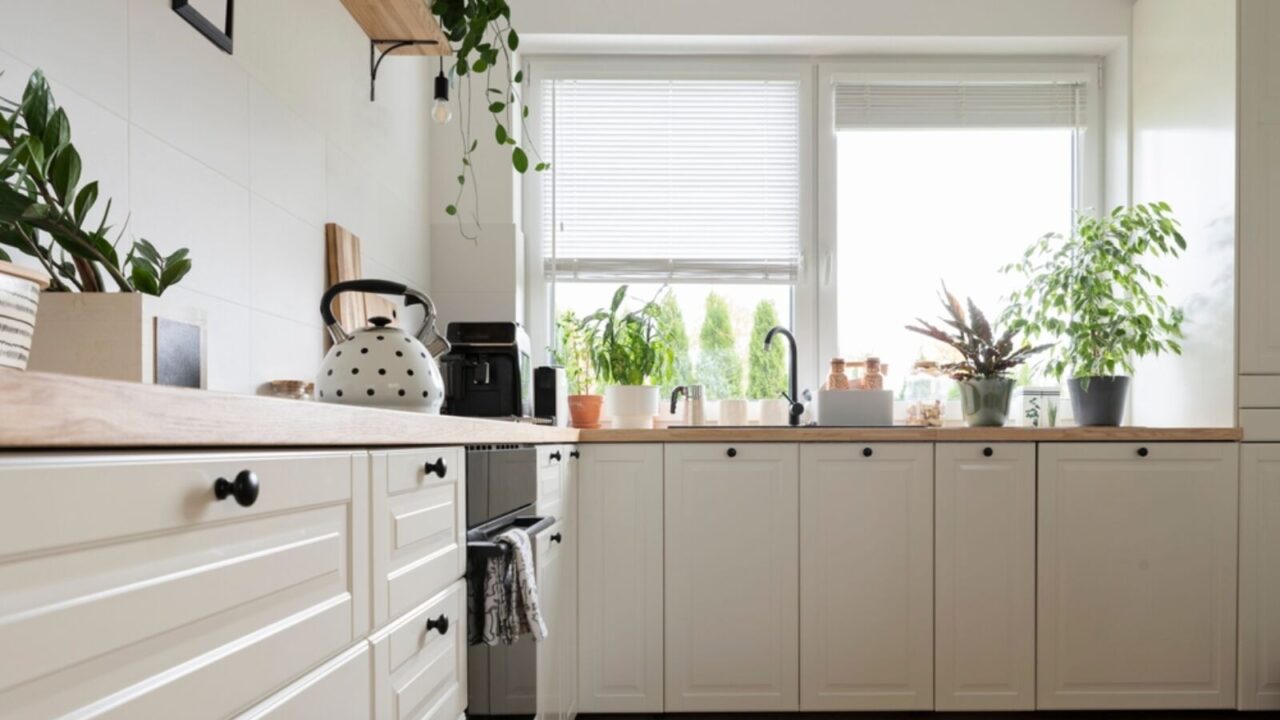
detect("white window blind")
[833,80,1087,130]
[541,77,801,283]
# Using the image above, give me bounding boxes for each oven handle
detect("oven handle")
[467,514,557,558]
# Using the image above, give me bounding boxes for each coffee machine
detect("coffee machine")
[440,322,533,419]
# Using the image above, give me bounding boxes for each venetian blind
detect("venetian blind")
[833,80,1087,129]
[541,77,802,283]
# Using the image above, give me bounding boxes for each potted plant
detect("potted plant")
[579,285,675,429]
[1002,203,1187,426]
[554,310,603,429]
[906,284,1051,427]
[1,71,198,384]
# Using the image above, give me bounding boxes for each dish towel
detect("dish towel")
[471,528,549,645]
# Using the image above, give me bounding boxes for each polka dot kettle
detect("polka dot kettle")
[316,279,451,412]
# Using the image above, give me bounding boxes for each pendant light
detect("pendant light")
[432,57,452,124]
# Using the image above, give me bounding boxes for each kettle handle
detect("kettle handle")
[321,279,431,345]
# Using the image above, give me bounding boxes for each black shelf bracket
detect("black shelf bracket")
[369,39,440,101]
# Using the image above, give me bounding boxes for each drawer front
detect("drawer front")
[372,580,467,720]
[0,451,368,720]
[238,642,373,720]
[372,448,466,627]
[537,445,565,516]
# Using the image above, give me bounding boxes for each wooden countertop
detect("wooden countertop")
[0,370,576,449]
[0,370,1242,448]
[577,425,1243,443]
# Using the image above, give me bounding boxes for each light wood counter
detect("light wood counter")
[0,370,576,448]
[577,425,1243,443]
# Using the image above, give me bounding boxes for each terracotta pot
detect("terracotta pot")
[568,394,604,429]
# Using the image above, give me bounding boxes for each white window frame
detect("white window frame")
[523,55,817,388]
[523,56,1102,397]
[815,58,1103,382]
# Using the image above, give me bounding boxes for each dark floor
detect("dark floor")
[581,713,1255,719]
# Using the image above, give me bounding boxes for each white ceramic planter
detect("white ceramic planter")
[28,292,207,387]
[604,384,660,429]
[0,261,50,370]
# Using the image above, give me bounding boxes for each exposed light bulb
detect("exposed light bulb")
[432,97,453,124]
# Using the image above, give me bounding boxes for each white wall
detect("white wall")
[0,0,434,394]
[1129,0,1235,426]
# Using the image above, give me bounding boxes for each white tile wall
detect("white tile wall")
[0,0,435,394]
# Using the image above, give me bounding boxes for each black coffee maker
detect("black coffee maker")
[440,322,532,419]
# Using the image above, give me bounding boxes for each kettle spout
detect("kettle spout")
[418,322,451,359]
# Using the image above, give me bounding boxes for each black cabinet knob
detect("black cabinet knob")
[1137,447,1149,457]
[862,447,873,458]
[426,614,449,636]
[550,532,563,544]
[214,470,259,507]
[983,447,994,457]
[726,447,738,458]
[424,458,447,478]
[550,450,562,462]
[570,450,580,459]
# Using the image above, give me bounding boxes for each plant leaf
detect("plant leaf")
[511,145,528,173]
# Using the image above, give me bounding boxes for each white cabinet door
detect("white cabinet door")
[577,444,664,714]
[370,580,467,720]
[1241,444,1280,710]
[935,443,1035,711]
[559,446,579,720]
[1240,0,1280,372]
[1037,443,1238,709]
[665,443,799,712]
[238,643,373,720]
[536,519,565,720]
[799,443,933,711]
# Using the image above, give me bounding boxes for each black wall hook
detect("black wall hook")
[370,39,441,101]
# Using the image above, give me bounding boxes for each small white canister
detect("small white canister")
[0,261,51,370]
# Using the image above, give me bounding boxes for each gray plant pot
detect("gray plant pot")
[1068,375,1130,426]
[958,377,1015,427]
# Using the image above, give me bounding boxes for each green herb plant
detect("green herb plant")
[432,0,548,240]
[905,283,1052,381]
[1001,203,1186,382]
[578,285,676,387]
[0,70,190,294]
[553,309,597,395]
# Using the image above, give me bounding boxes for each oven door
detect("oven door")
[465,511,556,719]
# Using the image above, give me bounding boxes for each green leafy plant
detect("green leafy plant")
[1001,203,1186,380]
[579,285,675,387]
[906,283,1052,381]
[553,309,597,395]
[0,70,190,294]
[432,0,547,240]
[697,292,743,400]
[747,299,786,400]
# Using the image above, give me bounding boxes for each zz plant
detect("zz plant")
[433,0,548,240]
[0,70,190,294]
[1001,203,1186,382]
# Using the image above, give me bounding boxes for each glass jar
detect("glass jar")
[904,361,947,427]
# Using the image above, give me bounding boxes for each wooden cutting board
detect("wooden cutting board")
[324,223,399,334]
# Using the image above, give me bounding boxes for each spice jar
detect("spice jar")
[863,357,885,391]
[904,361,946,427]
[826,358,850,390]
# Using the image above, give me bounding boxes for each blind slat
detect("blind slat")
[834,81,1087,129]
[542,78,802,283]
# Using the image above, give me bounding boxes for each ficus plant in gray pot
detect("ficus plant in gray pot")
[906,284,1052,427]
[1001,203,1186,426]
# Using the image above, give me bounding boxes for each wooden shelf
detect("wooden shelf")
[340,0,451,55]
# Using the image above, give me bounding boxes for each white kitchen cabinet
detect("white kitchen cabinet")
[536,517,566,720]
[799,443,934,711]
[1240,444,1280,710]
[934,443,1035,711]
[664,443,799,712]
[577,444,665,714]
[558,446,579,720]
[370,579,467,720]
[1037,443,1238,710]
[238,642,373,719]
[1239,0,1280,373]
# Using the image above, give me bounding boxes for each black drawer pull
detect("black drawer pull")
[726,447,738,458]
[862,447,873,458]
[570,450,580,459]
[550,532,563,544]
[983,447,994,457]
[214,470,259,508]
[549,450,562,462]
[424,458,448,478]
[426,614,449,636]
[1137,447,1149,458]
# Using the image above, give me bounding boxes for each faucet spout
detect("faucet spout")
[764,326,804,426]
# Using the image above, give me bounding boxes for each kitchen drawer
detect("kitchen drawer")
[1240,376,1280,407]
[537,444,568,470]
[0,450,369,720]
[371,447,466,628]
[372,579,467,720]
[537,445,566,515]
[238,642,373,719]
[1243,409,1280,441]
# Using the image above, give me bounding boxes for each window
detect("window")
[819,67,1096,397]
[529,63,808,399]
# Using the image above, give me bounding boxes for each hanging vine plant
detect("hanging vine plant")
[432,0,548,240]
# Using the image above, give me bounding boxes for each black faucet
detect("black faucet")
[764,326,804,426]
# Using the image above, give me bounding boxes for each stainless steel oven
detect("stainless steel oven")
[465,444,554,719]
